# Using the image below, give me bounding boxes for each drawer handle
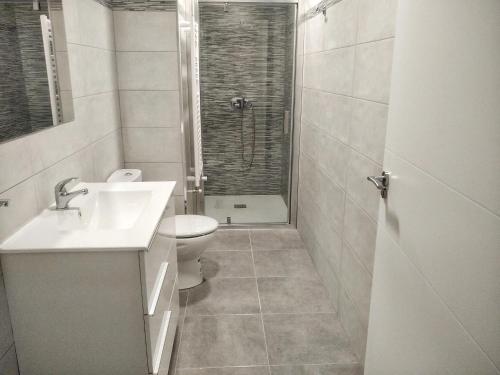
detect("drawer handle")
[152,310,172,375]
[148,262,169,316]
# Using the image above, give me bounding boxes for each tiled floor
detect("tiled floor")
[169,229,362,375]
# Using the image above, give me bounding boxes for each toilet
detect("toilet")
[158,214,218,289]
[107,169,218,290]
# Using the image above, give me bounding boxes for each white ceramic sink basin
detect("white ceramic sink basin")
[0,181,176,253]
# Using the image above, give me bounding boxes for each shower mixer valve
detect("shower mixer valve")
[231,96,253,111]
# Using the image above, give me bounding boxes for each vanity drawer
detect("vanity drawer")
[146,278,179,375]
[140,231,176,310]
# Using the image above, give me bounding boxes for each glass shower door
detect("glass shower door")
[198,1,297,225]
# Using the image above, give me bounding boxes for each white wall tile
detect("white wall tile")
[117,52,179,91]
[298,184,343,274]
[0,180,39,243]
[323,0,358,50]
[349,99,388,164]
[92,131,124,182]
[68,45,117,97]
[0,138,35,194]
[75,91,121,143]
[303,47,355,95]
[62,0,81,44]
[125,162,184,195]
[299,154,345,232]
[365,228,499,375]
[114,11,177,52]
[119,91,180,127]
[301,122,350,188]
[122,128,182,163]
[27,121,89,172]
[304,14,324,54]
[301,89,352,143]
[381,150,500,368]
[353,39,394,103]
[297,215,341,310]
[345,150,381,221]
[343,198,376,274]
[340,244,372,327]
[76,0,115,50]
[357,0,398,43]
[339,289,368,361]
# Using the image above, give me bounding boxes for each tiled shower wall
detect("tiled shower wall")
[0,1,52,142]
[0,0,123,371]
[114,8,185,213]
[199,3,295,196]
[296,0,398,363]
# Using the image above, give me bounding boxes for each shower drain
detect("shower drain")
[234,204,247,208]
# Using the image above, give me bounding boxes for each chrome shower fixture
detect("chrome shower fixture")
[230,96,253,111]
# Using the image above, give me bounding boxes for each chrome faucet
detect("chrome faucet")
[54,177,88,210]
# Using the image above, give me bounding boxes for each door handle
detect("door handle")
[367,171,390,198]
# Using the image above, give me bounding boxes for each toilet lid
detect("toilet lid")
[159,215,218,238]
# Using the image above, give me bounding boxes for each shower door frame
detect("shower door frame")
[177,0,300,226]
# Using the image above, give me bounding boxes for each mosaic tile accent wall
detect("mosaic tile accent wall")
[199,3,296,196]
[110,0,175,11]
[0,5,31,141]
[0,1,52,142]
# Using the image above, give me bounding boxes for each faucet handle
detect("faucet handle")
[55,177,78,195]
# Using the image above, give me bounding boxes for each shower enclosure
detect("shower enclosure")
[178,0,297,225]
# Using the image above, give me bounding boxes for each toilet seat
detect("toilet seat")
[159,215,218,239]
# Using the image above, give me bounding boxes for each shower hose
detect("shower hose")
[240,104,256,171]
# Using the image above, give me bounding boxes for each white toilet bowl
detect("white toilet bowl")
[107,169,218,289]
[159,215,218,289]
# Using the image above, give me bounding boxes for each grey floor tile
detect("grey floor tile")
[263,314,357,365]
[177,366,270,375]
[0,345,19,375]
[251,229,304,251]
[187,278,260,315]
[201,251,255,279]
[253,250,318,278]
[258,277,335,314]
[206,230,251,251]
[270,364,362,375]
[177,315,268,368]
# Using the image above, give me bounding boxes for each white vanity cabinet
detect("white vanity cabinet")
[0,196,179,375]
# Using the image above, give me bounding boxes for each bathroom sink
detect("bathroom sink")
[0,181,176,253]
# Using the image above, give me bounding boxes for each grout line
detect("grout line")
[301,85,390,106]
[248,230,272,375]
[302,35,394,58]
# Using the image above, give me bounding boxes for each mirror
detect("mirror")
[0,0,74,143]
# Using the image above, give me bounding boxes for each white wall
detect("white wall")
[365,1,500,373]
[0,0,123,371]
[114,10,185,213]
[296,0,398,362]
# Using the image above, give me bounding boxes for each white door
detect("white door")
[364,1,500,374]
